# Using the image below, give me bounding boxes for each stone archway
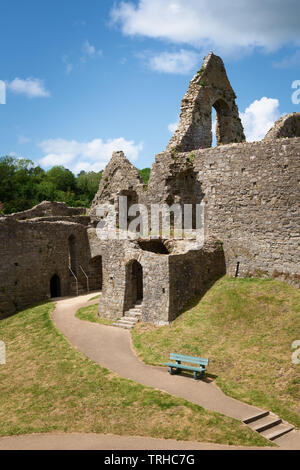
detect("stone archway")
[167,52,245,152]
[213,98,234,146]
[124,260,143,312]
[50,274,61,298]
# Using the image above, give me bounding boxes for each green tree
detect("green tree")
[46,166,76,192]
[76,171,102,204]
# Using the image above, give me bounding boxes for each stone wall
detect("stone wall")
[168,239,226,321]
[96,235,226,324]
[96,237,170,324]
[4,201,86,221]
[0,218,97,318]
[147,137,300,282]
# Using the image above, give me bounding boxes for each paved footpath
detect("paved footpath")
[0,433,273,451]
[2,294,298,450]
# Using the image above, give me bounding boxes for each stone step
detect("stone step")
[243,411,270,425]
[127,312,142,318]
[260,424,295,441]
[112,323,133,330]
[249,416,282,433]
[120,317,138,324]
[113,304,143,329]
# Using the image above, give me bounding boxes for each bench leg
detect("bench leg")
[193,370,205,380]
[169,367,180,375]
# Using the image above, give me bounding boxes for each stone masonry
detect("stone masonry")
[0,52,299,324]
[167,52,245,152]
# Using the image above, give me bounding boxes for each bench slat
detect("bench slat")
[170,353,209,366]
[164,363,205,373]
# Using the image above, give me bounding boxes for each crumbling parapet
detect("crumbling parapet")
[89,151,144,222]
[264,113,300,141]
[167,52,245,152]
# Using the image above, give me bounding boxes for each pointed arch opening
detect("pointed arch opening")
[50,274,61,298]
[213,99,234,146]
[124,260,143,312]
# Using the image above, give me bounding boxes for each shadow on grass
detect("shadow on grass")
[166,369,218,383]
[0,299,55,321]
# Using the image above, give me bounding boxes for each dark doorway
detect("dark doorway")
[124,260,143,311]
[133,261,143,301]
[89,256,103,291]
[50,274,61,298]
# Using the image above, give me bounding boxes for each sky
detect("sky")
[0,0,300,174]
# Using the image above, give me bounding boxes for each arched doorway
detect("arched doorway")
[50,274,61,298]
[89,256,103,291]
[133,261,143,302]
[124,260,143,311]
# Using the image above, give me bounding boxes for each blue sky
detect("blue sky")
[0,0,300,173]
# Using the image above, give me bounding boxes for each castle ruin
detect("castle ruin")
[1,52,299,325]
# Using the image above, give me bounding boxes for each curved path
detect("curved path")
[0,433,271,451]
[49,294,299,450]
[3,293,296,450]
[52,294,265,420]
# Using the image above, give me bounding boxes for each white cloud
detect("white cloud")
[38,137,143,174]
[7,78,50,98]
[81,40,103,60]
[62,55,73,75]
[111,0,300,54]
[168,121,179,133]
[149,49,200,74]
[240,97,281,142]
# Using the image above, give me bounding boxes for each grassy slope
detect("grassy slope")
[76,304,114,326]
[132,277,300,428]
[0,301,268,446]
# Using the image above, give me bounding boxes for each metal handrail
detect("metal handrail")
[79,265,89,293]
[69,266,79,296]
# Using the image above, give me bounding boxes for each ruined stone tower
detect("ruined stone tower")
[167,52,245,152]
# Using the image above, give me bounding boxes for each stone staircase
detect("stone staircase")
[243,411,294,442]
[70,278,87,296]
[113,302,143,329]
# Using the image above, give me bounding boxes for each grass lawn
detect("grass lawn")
[76,303,114,326]
[0,301,268,446]
[132,277,300,429]
[89,294,101,302]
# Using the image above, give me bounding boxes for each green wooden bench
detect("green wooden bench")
[164,353,209,380]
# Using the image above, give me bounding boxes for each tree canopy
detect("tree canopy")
[0,156,150,215]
